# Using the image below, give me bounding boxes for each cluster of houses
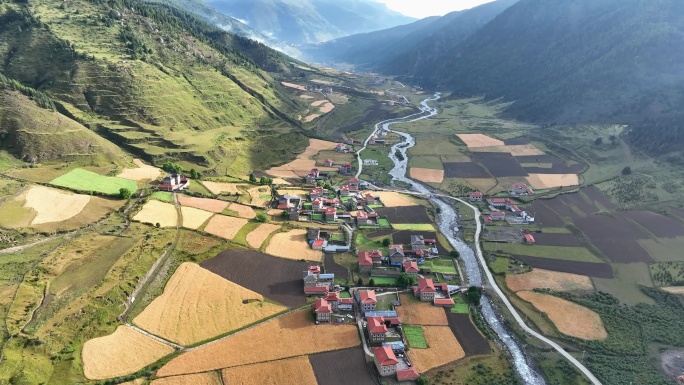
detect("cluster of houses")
[306,84,334,93]
[468,186,535,225]
[358,235,439,274]
[157,173,189,192]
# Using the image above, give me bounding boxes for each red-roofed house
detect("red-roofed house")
[323,207,337,221]
[524,234,536,244]
[348,178,360,190]
[339,297,354,310]
[469,192,483,202]
[339,185,351,196]
[483,215,494,224]
[364,193,376,205]
[335,143,347,152]
[358,252,373,273]
[510,205,522,214]
[366,316,387,343]
[489,198,513,209]
[339,163,352,175]
[434,298,455,307]
[402,261,419,275]
[313,298,332,322]
[356,290,377,314]
[324,291,340,310]
[356,210,378,226]
[511,183,528,195]
[312,239,325,250]
[414,277,436,302]
[324,159,335,167]
[373,346,398,377]
[491,211,506,221]
[397,367,420,381]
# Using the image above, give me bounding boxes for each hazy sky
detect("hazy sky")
[375,0,495,18]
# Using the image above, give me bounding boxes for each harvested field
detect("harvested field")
[200,181,246,195]
[181,207,213,230]
[203,215,248,240]
[526,174,579,189]
[246,186,271,207]
[371,191,417,207]
[527,201,565,227]
[266,139,338,178]
[270,178,291,185]
[444,311,490,355]
[324,253,349,280]
[133,263,286,346]
[82,325,175,380]
[318,102,335,113]
[266,229,322,262]
[457,134,504,148]
[375,205,431,224]
[470,152,528,177]
[222,356,317,385]
[151,372,221,385]
[513,255,614,278]
[300,94,314,99]
[246,223,281,248]
[555,193,597,215]
[663,287,684,294]
[157,310,360,377]
[517,291,607,340]
[407,326,466,373]
[532,233,583,247]
[443,162,490,178]
[506,269,594,292]
[623,210,684,238]
[50,168,138,195]
[470,144,545,156]
[574,214,652,262]
[133,200,177,228]
[117,159,162,181]
[267,208,284,215]
[281,82,306,91]
[228,203,257,219]
[504,137,531,145]
[309,347,375,385]
[524,164,584,174]
[200,250,310,308]
[410,167,445,183]
[25,185,90,225]
[178,195,228,213]
[396,294,448,326]
[304,113,322,122]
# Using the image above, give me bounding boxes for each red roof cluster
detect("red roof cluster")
[418,277,436,293]
[367,316,387,334]
[358,290,377,304]
[373,346,398,367]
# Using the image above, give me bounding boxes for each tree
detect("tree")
[316,180,325,187]
[189,168,199,179]
[255,213,268,222]
[622,166,632,175]
[369,278,376,286]
[118,188,132,199]
[260,176,272,185]
[382,238,391,247]
[450,250,460,258]
[467,286,483,306]
[155,222,160,228]
[609,134,618,145]
[417,377,429,385]
[397,273,417,288]
[594,137,603,145]
[249,173,257,183]
[357,277,363,286]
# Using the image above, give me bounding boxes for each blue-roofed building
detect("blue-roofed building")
[365,310,398,318]
[383,341,405,352]
[319,273,335,280]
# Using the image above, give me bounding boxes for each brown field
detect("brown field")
[303,113,322,122]
[200,181,246,195]
[133,263,286,345]
[117,159,162,181]
[410,168,445,183]
[456,134,504,148]
[527,174,579,189]
[228,203,257,219]
[407,326,466,373]
[82,325,175,380]
[371,191,416,207]
[180,207,213,230]
[266,229,322,262]
[281,82,306,91]
[222,356,318,385]
[309,347,376,385]
[119,380,145,385]
[25,185,91,225]
[318,102,335,113]
[133,200,177,228]
[204,215,248,240]
[246,223,281,248]
[157,309,360,377]
[517,291,607,340]
[299,94,314,99]
[470,144,545,156]
[270,178,291,185]
[311,100,327,107]
[247,186,271,207]
[506,269,594,292]
[151,372,221,385]
[396,294,448,326]
[267,209,284,215]
[266,139,339,178]
[663,287,684,295]
[276,189,309,197]
[178,195,229,213]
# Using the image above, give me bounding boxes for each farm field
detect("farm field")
[133,200,178,228]
[50,168,138,195]
[443,162,490,178]
[421,258,457,274]
[370,191,417,207]
[266,229,322,262]
[526,173,579,189]
[506,269,594,292]
[517,291,607,340]
[151,191,174,202]
[408,326,466,373]
[444,311,490,356]
[180,207,213,230]
[82,325,175,380]
[200,181,246,195]
[203,215,248,240]
[245,223,281,248]
[200,250,311,308]
[376,205,431,224]
[483,243,602,263]
[133,263,286,346]
[396,294,448,325]
[266,139,339,178]
[227,203,257,219]
[157,310,360,377]
[410,167,445,183]
[324,252,349,280]
[512,255,614,278]
[222,356,317,385]
[177,195,228,213]
[308,347,376,385]
[0,185,93,228]
[117,159,162,181]
[404,325,428,348]
[246,186,271,207]
[532,233,583,247]
[456,134,504,148]
[592,262,655,305]
[392,223,436,231]
[151,372,221,385]
[450,295,468,313]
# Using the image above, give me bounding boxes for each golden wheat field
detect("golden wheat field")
[266,139,339,178]
[265,229,322,262]
[407,326,466,373]
[410,168,445,183]
[203,215,248,240]
[246,223,281,248]
[526,174,579,189]
[396,295,448,326]
[370,191,416,207]
[456,134,504,148]
[25,185,91,225]
[221,356,318,385]
[181,207,213,230]
[133,200,177,227]
[228,203,257,219]
[506,269,594,292]
[178,195,229,213]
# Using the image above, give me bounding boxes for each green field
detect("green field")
[451,295,468,314]
[392,223,436,231]
[404,325,428,349]
[340,291,351,298]
[421,258,457,274]
[370,276,397,286]
[410,155,444,170]
[483,242,602,263]
[50,168,138,196]
[150,191,174,202]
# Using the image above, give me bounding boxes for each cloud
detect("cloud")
[374,0,495,18]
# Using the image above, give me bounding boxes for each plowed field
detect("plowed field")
[309,347,375,385]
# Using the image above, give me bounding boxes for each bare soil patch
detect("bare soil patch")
[228,203,257,219]
[574,214,652,262]
[151,373,221,385]
[266,229,322,262]
[133,200,177,228]
[583,186,617,210]
[117,159,162,181]
[443,162,490,178]
[246,223,281,248]
[662,287,684,294]
[471,152,528,177]
[309,347,375,385]
[396,294,448,326]
[181,207,214,230]
[517,291,607,340]
[524,164,584,175]
[325,253,349,280]
[371,191,417,207]
[304,113,322,122]
[527,201,565,227]
[408,326,466,373]
[25,185,90,225]
[444,311,490,355]
[200,181,246,195]
[456,134,504,148]
[246,186,271,207]
[222,356,318,385]
[178,195,229,213]
[133,263,286,346]
[526,174,579,189]
[506,269,594,292]
[200,249,311,308]
[281,82,306,91]
[375,206,431,224]
[623,210,684,238]
[157,310,360,377]
[513,255,614,278]
[410,167,445,183]
[82,325,175,380]
[266,139,339,178]
[203,215,248,240]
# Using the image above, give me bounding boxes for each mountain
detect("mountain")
[205,0,416,45]
[0,0,308,175]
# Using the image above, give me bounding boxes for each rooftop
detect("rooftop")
[358,290,377,304]
[373,346,398,367]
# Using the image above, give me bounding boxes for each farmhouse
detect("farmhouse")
[373,346,398,377]
[356,290,377,314]
[312,239,326,250]
[410,235,425,250]
[324,291,341,310]
[364,193,376,205]
[335,143,348,153]
[288,207,300,221]
[278,194,301,210]
[524,233,536,244]
[489,198,513,209]
[389,245,406,265]
[367,316,388,343]
[339,163,353,175]
[339,297,354,311]
[511,183,534,195]
[348,178,361,190]
[363,159,379,166]
[402,261,419,275]
[356,210,379,226]
[358,250,383,273]
[309,186,325,199]
[158,174,189,191]
[491,211,506,221]
[313,298,332,323]
[414,277,436,302]
[469,192,483,202]
[306,168,321,184]
[324,159,335,167]
[397,367,420,381]
[303,266,334,295]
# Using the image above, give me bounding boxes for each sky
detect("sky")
[375,0,495,19]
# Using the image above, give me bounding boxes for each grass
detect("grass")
[421,258,457,274]
[370,276,397,286]
[591,262,655,305]
[409,155,444,170]
[450,295,469,314]
[339,291,351,298]
[489,257,512,274]
[638,237,684,262]
[50,168,138,196]
[392,223,436,231]
[377,218,391,227]
[150,191,174,203]
[356,232,388,254]
[483,242,602,263]
[404,325,428,349]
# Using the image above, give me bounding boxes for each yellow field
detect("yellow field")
[24,185,91,225]
[281,82,306,91]
[247,186,272,207]
[178,195,229,213]
[133,200,178,228]
[457,134,504,148]
[396,294,448,326]
[180,207,214,230]
[152,372,221,385]
[270,178,291,185]
[228,203,257,219]
[203,215,248,240]
[133,263,286,346]
[663,287,684,294]
[82,325,175,380]
[407,326,466,373]
[266,229,322,262]
[517,291,607,340]
[371,191,417,207]
[117,159,162,181]
[157,309,359,377]
[526,174,579,189]
[246,223,281,248]
[470,144,545,156]
[507,269,594,292]
[266,139,339,178]
[200,181,246,195]
[410,168,445,183]
[221,356,318,385]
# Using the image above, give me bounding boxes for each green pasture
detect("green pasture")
[404,325,428,349]
[421,258,457,274]
[50,168,138,196]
